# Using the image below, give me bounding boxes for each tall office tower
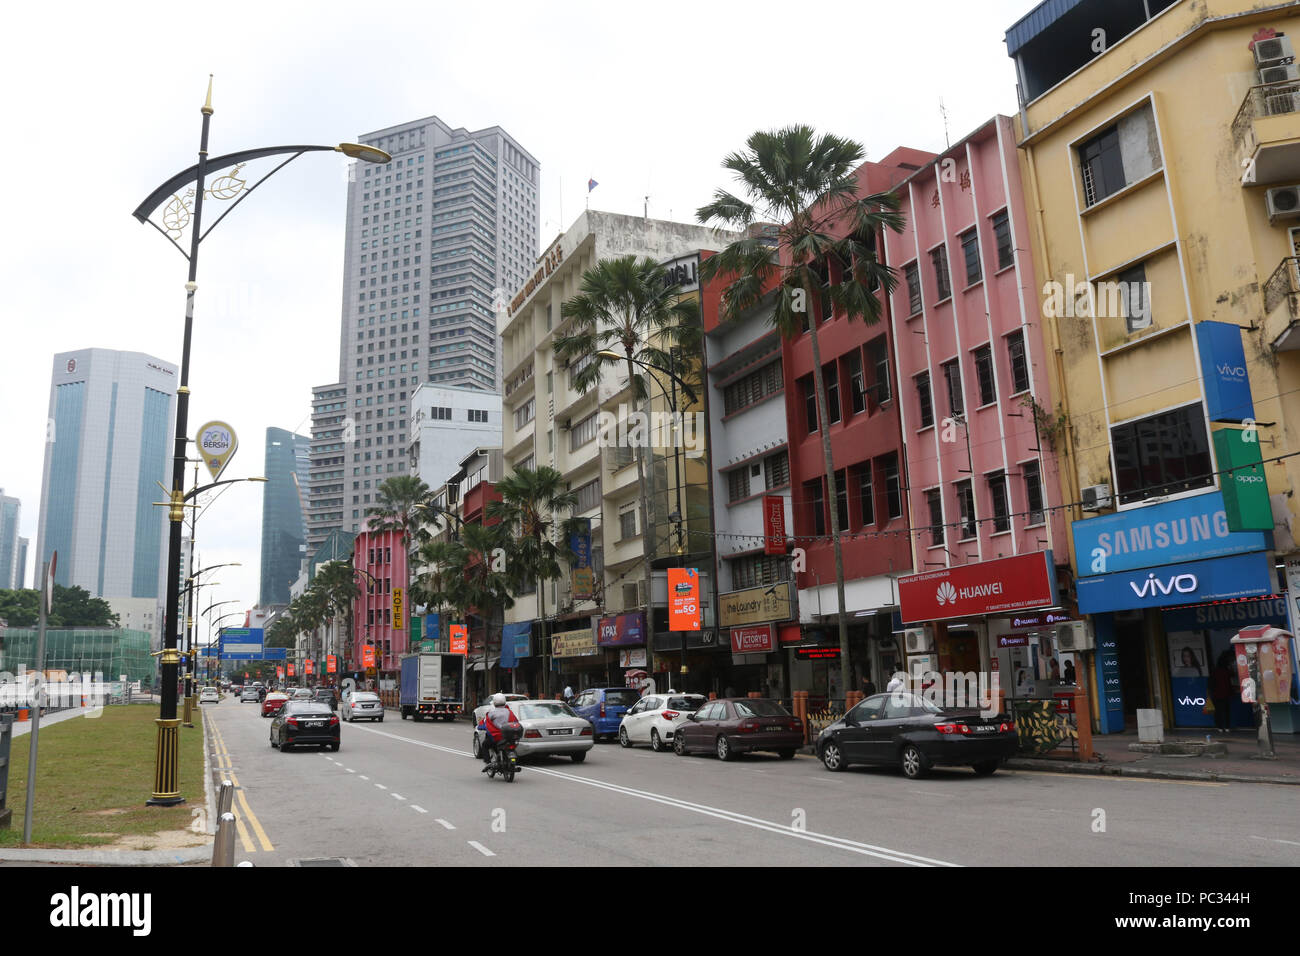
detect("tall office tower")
[260,427,312,605]
[35,349,178,603]
[0,490,19,590]
[336,115,539,536]
[15,537,28,590]
[307,382,348,557]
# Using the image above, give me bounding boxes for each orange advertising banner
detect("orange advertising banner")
[327,655,337,674]
[287,663,296,677]
[305,659,314,676]
[276,667,284,679]
[362,646,375,668]
[449,624,468,655]
[668,567,701,631]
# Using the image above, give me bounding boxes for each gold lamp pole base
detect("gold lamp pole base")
[182,694,195,728]
[147,718,186,807]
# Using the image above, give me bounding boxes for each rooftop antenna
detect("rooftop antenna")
[940,97,951,150]
[644,195,649,220]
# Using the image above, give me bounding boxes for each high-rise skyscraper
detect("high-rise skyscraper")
[333,114,539,539]
[16,537,28,590]
[35,349,178,601]
[0,490,20,590]
[260,427,312,606]
[306,382,347,556]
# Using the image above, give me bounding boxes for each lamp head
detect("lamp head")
[337,143,392,164]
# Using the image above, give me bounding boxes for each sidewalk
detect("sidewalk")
[1008,728,1300,784]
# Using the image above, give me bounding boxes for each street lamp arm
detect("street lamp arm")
[184,476,266,502]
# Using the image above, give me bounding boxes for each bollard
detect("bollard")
[212,811,236,867]
[218,779,234,820]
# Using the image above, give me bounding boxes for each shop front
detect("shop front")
[717,581,797,697]
[500,620,534,697]
[597,611,648,692]
[552,623,604,693]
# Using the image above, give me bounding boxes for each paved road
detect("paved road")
[204,701,1300,867]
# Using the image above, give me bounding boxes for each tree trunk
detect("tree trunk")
[538,569,549,698]
[627,352,652,623]
[804,289,852,697]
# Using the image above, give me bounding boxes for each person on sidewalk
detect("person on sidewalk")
[1211,651,1236,733]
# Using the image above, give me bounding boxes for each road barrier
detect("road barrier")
[212,812,236,867]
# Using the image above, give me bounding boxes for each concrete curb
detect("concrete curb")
[1005,757,1300,785]
[0,845,212,866]
[202,706,216,837]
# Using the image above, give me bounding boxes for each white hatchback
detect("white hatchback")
[618,693,708,751]
[199,686,220,704]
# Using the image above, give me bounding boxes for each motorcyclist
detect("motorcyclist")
[478,693,517,772]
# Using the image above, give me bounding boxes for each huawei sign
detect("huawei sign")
[900,551,1057,624]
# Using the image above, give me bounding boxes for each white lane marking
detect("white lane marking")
[410,805,428,814]
[375,783,388,790]
[909,790,947,797]
[347,722,958,867]
[1249,835,1300,847]
[435,818,456,830]
[346,769,355,774]
[392,793,405,801]
[467,841,495,857]
[359,775,370,781]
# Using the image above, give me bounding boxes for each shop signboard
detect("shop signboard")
[597,611,646,647]
[571,520,594,599]
[449,624,468,655]
[719,581,794,628]
[1213,429,1271,532]
[391,588,404,632]
[1077,551,1273,614]
[572,567,595,601]
[553,627,598,659]
[1196,321,1255,423]
[795,647,840,660]
[500,622,531,669]
[1071,491,1267,577]
[668,569,701,631]
[619,648,647,668]
[1007,612,1072,628]
[898,551,1056,624]
[425,612,439,643]
[763,496,786,556]
[730,624,775,654]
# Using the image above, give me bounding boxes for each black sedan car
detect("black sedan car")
[816,693,1017,778]
[270,701,341,753]
[673,698,804,760]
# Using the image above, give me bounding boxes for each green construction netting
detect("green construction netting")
[0,628,155,685]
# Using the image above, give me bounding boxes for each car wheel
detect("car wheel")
[972,760,1000,776]
[270,737,277,749]
[901,744,930,779]
[570,752,586,764]
[377,716,384,723]
[330,743,340,753]
[618,726,631,748]
[400,708,408,720]
[472,735,483,759]
[716,736,734,762]
[820,739,845,771]
[674,732,687,756]
[281,741,292,754]
[650,728,664,752]
[777,749,796,760]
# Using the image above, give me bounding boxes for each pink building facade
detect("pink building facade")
[352,524,409,676]
[885,116,1071,681]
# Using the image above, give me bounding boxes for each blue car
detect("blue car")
[570,687,642,740]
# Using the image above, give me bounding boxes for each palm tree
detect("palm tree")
[311,561,362,676]
[553,256,702,586]
[697,124,904,695]
[368,475,433,666]
[486,466,582,697]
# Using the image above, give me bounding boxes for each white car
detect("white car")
[618,692,707,751]
[341,691,385,722]
[199,686,221,704]
[471,697,592,763]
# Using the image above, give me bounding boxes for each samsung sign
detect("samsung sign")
[1076,552,1273,614]
[1072,490,1267,577]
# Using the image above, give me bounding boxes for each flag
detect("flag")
[588,178,598,192]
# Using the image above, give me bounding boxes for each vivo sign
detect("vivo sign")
[1196,321,1254,422]
[1077,552,1273,614]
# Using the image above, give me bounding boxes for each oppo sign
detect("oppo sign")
[1077,551,1272,614]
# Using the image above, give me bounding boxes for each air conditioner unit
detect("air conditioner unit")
[1264,89,1300,116]
[1259,63,1300,85]
[1081,483,1112,511]
[903,627,934,654]
[1055,620,1094,653]
[1254,35,1295,69]
[1266,185,1300,224]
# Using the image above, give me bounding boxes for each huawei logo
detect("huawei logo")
[935,581,958,606]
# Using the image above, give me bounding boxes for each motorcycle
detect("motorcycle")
[484,721,523,782]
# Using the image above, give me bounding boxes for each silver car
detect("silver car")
[472,698,593,763]
[341,691,385,722]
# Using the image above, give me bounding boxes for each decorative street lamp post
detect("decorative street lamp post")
[134,77,389,805]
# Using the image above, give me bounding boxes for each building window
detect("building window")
[868,337,890,405]
[569,411,600,451]
[1079,126,1126,207]
[727,467,750,504]
[574,479,599,514]
[973,345,996,407]
[1111,403,1213,505]
[961,229,982,286]
[824,363,841,425]
[853,462,874,528]
[723,359,783,415]
[991,210,1013,270]
[467,409,489,423]
[846,349,866,415]
[882,453,902,519]
[805,479,826,537]
[513,397,535,429]
[942,359,964,417]
[1023,460,1045,525]
[1116,263,1152,333]
[731,554,788,590]
[931,245,951,302]
[834,469,849,533]
[802,375,819,434]
[764,450,790,489]
[916,372,934,429]
[619,509,638,540]
[987,471,1010,533]
[926,488,944,547]
[1007,331,1030,394]
[956,480,977,539]
[904,262,922,315]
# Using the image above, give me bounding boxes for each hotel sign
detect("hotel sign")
[719,581,794,628]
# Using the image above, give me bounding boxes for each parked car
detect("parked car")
[341,691,384,722]
[619,692,707,751]
[261,692,290,718]
[673,698,803,760]
[290,688,313,702]
[199,686,220,704]
[472,698,593,763]
[815,693,1018,779]
[240,686,260,703]
[270,701,340,752]
[570,687,641,740]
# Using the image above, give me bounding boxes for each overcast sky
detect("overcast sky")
[1,0,1033,620]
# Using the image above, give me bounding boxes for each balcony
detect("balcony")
[1232,81,1300,187]
[1267,258,1300,351]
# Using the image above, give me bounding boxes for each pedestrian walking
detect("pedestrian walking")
[1210,651,1236,732]
[886,673,906,694]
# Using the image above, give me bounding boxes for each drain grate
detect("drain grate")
[292,857,356,867]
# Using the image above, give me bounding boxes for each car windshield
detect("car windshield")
[603,690,640,708]
[351,693,379,702]
[667,696,705,711]
[516,702,575,720]
[733,700,790,718]
[285,702,331,715]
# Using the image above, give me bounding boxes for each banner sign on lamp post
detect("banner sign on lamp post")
[763,496,785,556]
[196,421,238,482]
[668,568,701,631]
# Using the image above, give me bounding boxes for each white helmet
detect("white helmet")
[492,693,507,706]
